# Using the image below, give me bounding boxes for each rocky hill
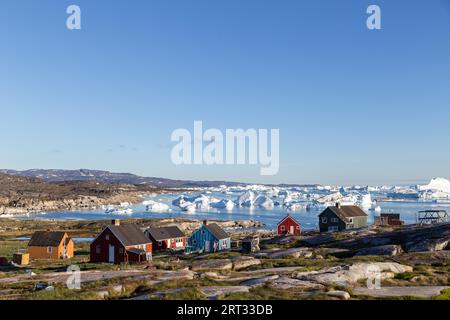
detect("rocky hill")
[0,169,243,188]
[0,173,160,215]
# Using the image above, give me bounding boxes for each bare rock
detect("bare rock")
[191,259,233,272]
[240,275,279,287]
[405,237,450,253]
[269,248,313,259]
[269,277,325,291]
[326,290,351,300]
[355,245,402,257]
[157,269,195,281]
[200,286,250,299]
[298,262,413,287]
[231,256,261,270]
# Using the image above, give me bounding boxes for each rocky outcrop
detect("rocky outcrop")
[405,237,450,253]
[240,275,280,287]
[355,245,402,257]
[295,262,413,287]
[231,256,261,271]
[302,223,450,255]
[191,259,233,272]
[267,248,313,259]
[199,286,250,299]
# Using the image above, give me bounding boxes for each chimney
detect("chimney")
[336,202,341,209]
[203,220,208,226]
[112,219,120,226]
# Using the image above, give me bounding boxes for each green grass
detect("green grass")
[434,289,450,300]
[222,284,325,300]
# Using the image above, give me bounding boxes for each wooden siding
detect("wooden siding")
[188,225,231,252]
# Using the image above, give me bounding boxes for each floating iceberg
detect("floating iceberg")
[211,199,235,211]
[237,190,257,207]
[145,200,171,212]
[419,178,450,193]
[419,178,450,200]
[253,195,274,209]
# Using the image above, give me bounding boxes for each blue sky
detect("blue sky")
[1,0,450,185]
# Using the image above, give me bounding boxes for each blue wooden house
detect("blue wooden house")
[188,221,231,253]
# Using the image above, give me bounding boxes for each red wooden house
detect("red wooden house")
[90,220,152,264]
[144,226,187,252]
[277,214,301,236]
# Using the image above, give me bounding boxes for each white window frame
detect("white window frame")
[321,217,327,224]
[280,225,286,231]
[47,246,53,253]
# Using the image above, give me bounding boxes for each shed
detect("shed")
[241,235,260,253]
[12,253,29,266]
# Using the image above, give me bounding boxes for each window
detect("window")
[280,225,285,231]
[296,226,300,230]
[321,217,327,224]
[47,246,53,253]
[158,241,162,246]
[105,234,110,241]
[331,218,338,223]
[201,229,205,235]
[192,239,197,245]
[96,245,101,254]
[349,218,353,223]
[119,248,124,254]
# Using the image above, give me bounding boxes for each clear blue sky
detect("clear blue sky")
[2,0,450,185]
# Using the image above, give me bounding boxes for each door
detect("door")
[108,245,115,263]
[289,226,294,234]
[204,240,211,253]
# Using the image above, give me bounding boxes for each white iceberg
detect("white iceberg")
[237,190,257,207]
[211,199,235,211]
[145,200,171,212]
[253,195,274,209]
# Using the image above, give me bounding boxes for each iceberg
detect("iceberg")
[419,178,450,193]
[211,199,235,211]
[253,195,274,209]
[145,200,171,212]
[237,190,257,207]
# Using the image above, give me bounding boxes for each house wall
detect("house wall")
[28,246,59,260]
[188,226,230,252]
[319,209,346,232]
[90,228,126,264]
[28,235,74,260]
[277,218,301,235]
[147,235,187,251]
[125,244,152,263]
[319,209,367,232]
[352,216,368,229]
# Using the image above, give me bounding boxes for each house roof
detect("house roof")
[126,248,147,255]
[204,223,230,240]
[107,224,151,247]
[277,214,301,227]
[320,205,368,222]
[146,226,186,241]
[28,231,68,247]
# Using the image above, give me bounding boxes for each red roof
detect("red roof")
[277,214,301,226]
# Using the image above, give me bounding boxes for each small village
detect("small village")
[1,204,449,300]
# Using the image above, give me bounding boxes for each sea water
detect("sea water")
[10,192,450,231]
